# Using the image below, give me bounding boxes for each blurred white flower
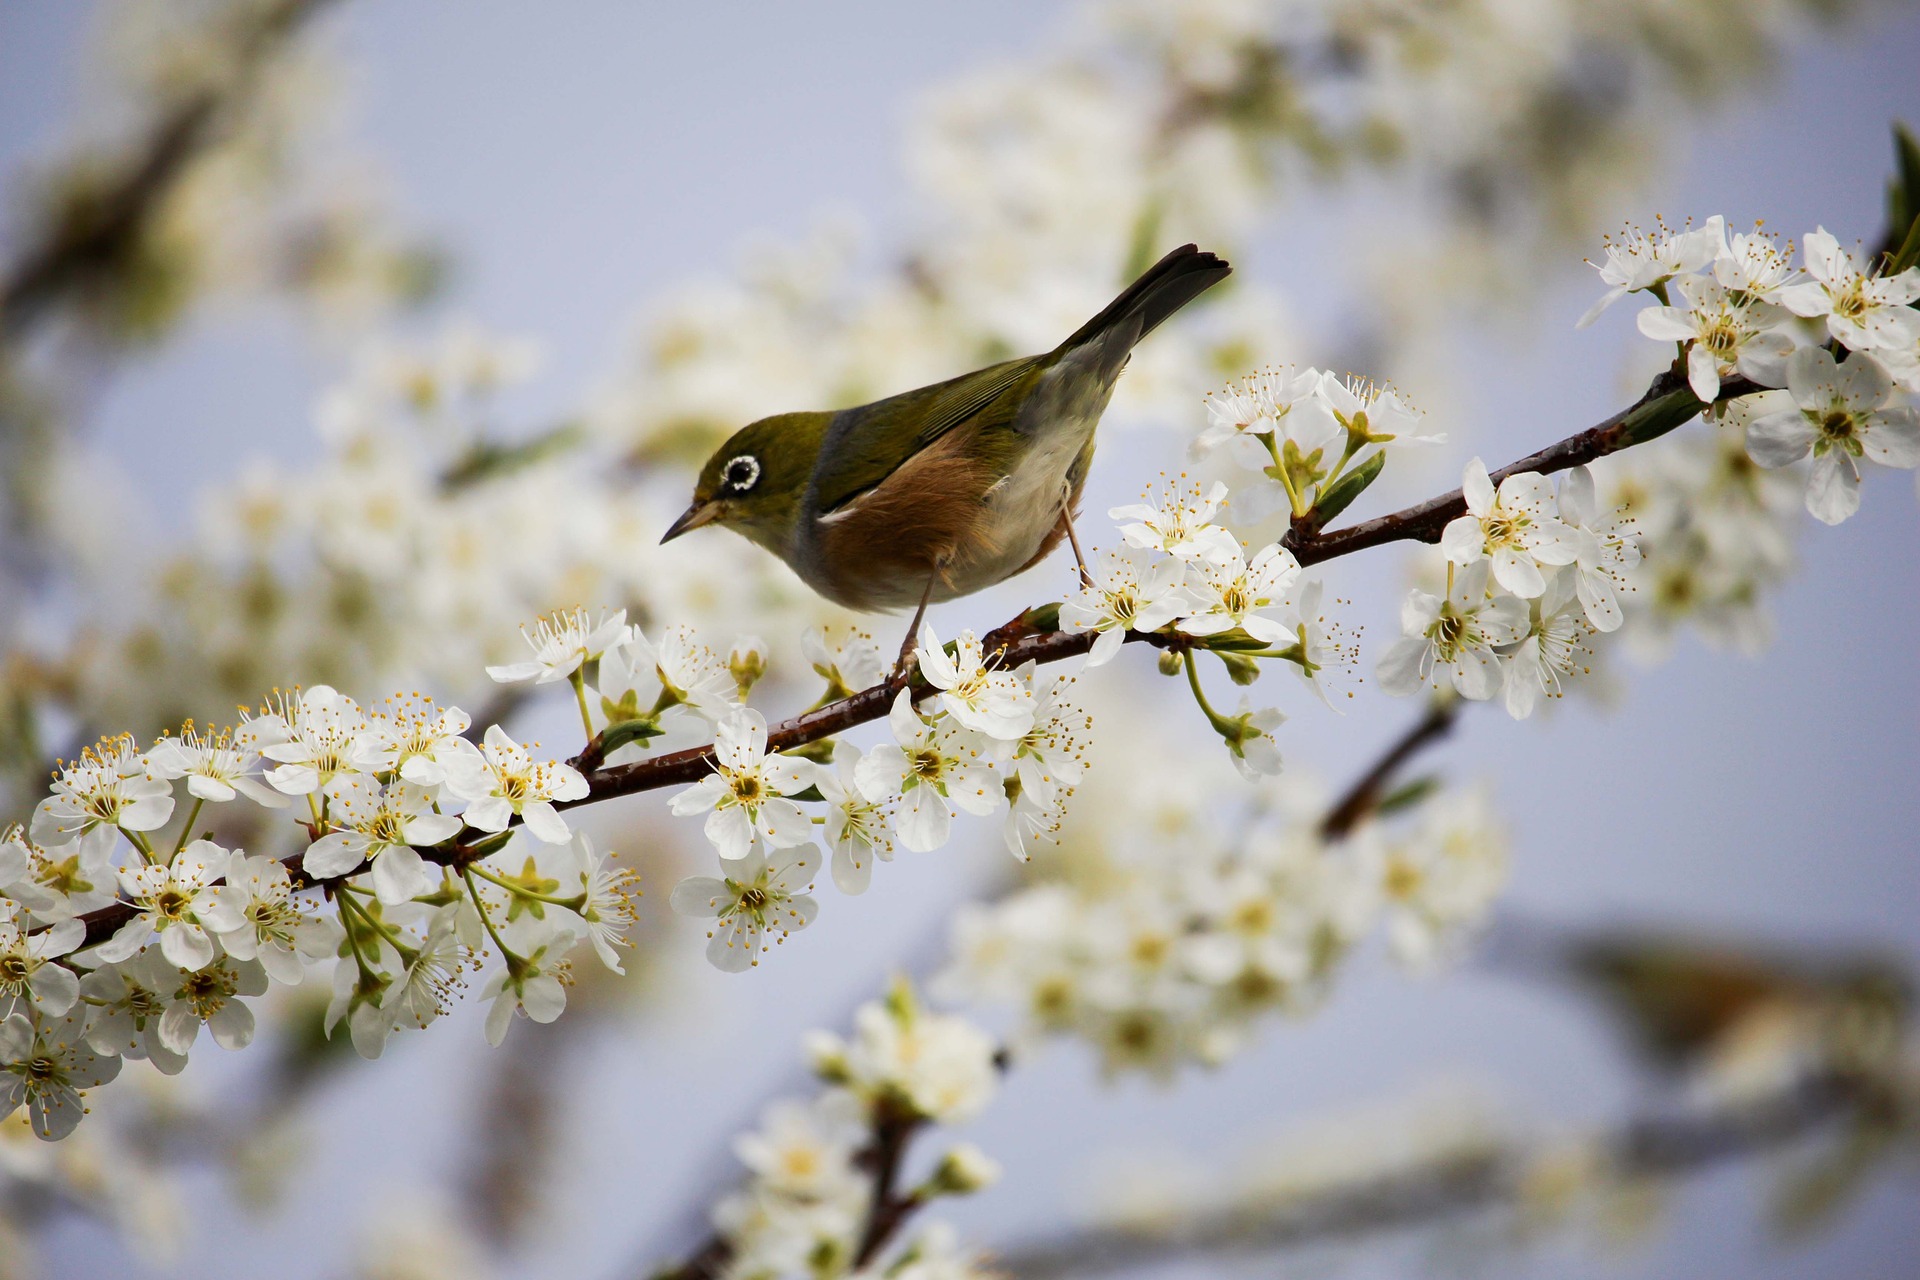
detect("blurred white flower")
[0,1011,120,1141]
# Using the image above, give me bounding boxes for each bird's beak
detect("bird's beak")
[661,499,722,544]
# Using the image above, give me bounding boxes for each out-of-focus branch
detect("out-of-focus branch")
[66,364,1737,951]
[641,705,1462,1280]
[0,0,342,344]
[991,1071,1872,1279]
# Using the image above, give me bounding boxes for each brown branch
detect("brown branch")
[64,365,1731,951]
[1319,698,1459,840]
[852,1102,926,1269]
[0,0,341,342]
[991,1071,1868,1279]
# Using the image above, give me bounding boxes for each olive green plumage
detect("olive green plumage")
[664,244,1231,611]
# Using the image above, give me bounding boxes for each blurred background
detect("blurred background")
[1,1,1916,1278]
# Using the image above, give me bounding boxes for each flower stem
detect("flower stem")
[468,861,586,908]
[170,796,205,859]
[462,866,524,966]
[570,669,595,742]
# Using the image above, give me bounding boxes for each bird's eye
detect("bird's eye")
[722,454,762,493]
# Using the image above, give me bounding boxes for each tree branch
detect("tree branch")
[991,1071,1867,1279]
[65,366,1729,950]
[0,0,342,342]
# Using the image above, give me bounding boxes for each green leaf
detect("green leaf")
[598,716,665,757]
[464,829,516,860]
[438,422,586,492]
[1013,602,1061,633]
[1887,123,1920,273]
[1375,775,1440,817]
[1313,450,1386,524]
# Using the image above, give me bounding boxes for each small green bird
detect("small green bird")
[662,244,1231,640]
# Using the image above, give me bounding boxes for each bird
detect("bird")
[661,243,1232,664]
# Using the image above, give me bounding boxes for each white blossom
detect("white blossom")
[1176,543,1301,645]
[916,624,1035,741]
[355,696,480,786]
[303,777,461,903]
[32,736,175,851]
[670,846,819,972]
[260,685,371,798]
[1555,465,1640,633]
[802,627,887,700]
[485,606,631,685]
[144,723,288,808]
[94,840,243,970]
[478,933,579,1046]
[150,954,270,1057]
[856,692,1005,854]
[1439,459,1582,598]
[0,1012,120,1141]
[1376,562,1529,701]
[668,708,814,862]
[443,725,589,844]
[1635,275,1795,402]
[1110,479,1240,564]
[1577,215,1724,327]
[78,950,191,1074]
[214,853,339,984]
[1778,227,1920,353]
[1500,577,1586,720]
[1058,546,1190,666]
[1745,346,1920,524]
[0,905,82,1018]
[813,742,894,895]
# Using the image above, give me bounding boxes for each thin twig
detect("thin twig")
[991,1071,1867,1279]
[0,0,341,342]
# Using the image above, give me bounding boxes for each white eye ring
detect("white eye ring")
[722,454,762,492]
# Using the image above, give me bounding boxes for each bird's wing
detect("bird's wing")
[811,356,1045,515]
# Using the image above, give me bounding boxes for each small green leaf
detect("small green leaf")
[464,829,516,860]
[1014,602,1062,633]
[1313,450,1386,524]
[598,716,665,756]
[1376,775,1440,817]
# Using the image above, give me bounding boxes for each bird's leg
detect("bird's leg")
[891,567,940,688]
[1058,486,1093,589]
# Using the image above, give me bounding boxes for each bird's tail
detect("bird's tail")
[1053,243,1232,363]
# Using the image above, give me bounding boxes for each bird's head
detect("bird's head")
[662,411,831,554]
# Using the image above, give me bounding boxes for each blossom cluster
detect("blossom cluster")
[0,671,641,1140]
[1193,365,1443,521]
[664,626,1091,971]
[698,981,1002,1280]
[1592,217,1920,524]
[938,777,1507,1079]
[1060,476,1361,775]
[1376,460,1634,718]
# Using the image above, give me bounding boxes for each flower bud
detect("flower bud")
[1216,651,1262,686]
[728,636,769,698]
[925,1142,1002,1196]
[1157,649,1184,677]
